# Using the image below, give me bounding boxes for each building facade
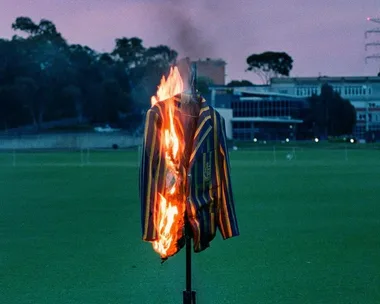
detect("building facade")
[207,87,309,141]
[208,76,380,140]
[269,77,380,139]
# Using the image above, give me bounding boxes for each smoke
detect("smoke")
[155,0,217,59]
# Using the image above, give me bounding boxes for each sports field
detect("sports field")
[1,145,379,304]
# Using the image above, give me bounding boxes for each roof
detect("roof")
[231,117,303,123]
[203,92,233,108]
[271,76,380,84]
[192,58,226,66]
[205,86,309,107]
[237,90,303,99]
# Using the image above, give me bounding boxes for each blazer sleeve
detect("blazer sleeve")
[139,108,161,242]
[217,116,240,239]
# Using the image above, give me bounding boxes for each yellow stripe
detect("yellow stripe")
[141,112,151,238]
[140,113,149,194]
[220,185,231,237]
[194,159,199,208]
[152,126,163,240]
[208,138,214,236]
[202,152,207,204]
[210,212,215,236]
[213,111,223,237]
[189,125,212,163]
[193,114,210,139]
[194,217,201,251]
[220,147,233,237]
[220,121,237,230]
[143,112,157,240]
[199,106,208,116]
[156,103,164,121]
[174,115,184,140]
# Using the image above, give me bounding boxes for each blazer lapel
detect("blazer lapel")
[189,98,212,164]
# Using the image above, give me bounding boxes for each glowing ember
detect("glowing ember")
[151,65,185,259]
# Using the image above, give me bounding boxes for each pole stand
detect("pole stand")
[183,291,196,304]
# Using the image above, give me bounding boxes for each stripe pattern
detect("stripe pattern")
[140,97,239,255]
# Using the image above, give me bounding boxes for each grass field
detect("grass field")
[1,145,380,304]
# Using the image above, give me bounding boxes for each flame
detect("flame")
[151,66,183,106]
[150,66,185,259]
[152,194,178,255]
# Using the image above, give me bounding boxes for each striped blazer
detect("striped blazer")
[139,96,239,256]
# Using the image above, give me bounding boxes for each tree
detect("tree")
[227,80,253,87]
[308,84,356,137]
[144,45,177,68]
[13,77,39,125]
[246,51,293,84]
[61,85,84,122]
[11,17,39,36]
[111,37,146,68]
[0,16,181,131]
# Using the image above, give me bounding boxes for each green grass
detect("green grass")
[1,146,379,304]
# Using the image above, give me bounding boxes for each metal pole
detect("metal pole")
[183,218,196,304]
[186,225,191,292]
[190,62,197,99]
[183,61,197,304]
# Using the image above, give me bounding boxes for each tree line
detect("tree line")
[0,17,356,137]
[0,17,177,132]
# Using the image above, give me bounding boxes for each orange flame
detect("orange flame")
[151,66,185,259]
[151,66,184,106]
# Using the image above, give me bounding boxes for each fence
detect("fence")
[228,142,380,166]
[0,132,142,150]
[0,135,379,168]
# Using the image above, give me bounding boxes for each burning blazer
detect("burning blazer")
[139,96,239,254]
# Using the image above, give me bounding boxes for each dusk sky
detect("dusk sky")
[0,0,379,83]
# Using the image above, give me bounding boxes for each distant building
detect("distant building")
[192,58,226,85]
[206,87,309,141]
[207,76,380,141]
[269,76,380,139]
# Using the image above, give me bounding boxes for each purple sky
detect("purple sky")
[0,0,379,83]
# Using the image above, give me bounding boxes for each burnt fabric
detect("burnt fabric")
[139,95,239,255]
